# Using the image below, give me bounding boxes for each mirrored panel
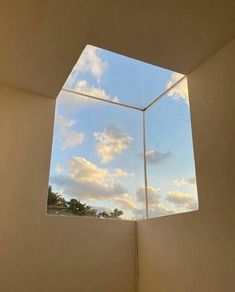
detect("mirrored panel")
[64,45,183,109]
[145,79,198,218]
[48,91,145,220]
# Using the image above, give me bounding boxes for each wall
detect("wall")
[138,39,235,292]
[0,86,136,292]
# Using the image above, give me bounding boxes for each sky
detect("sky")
[49,45,198,220]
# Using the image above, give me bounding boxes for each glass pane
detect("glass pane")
[145,79,198,218]
[64,45,183,109]
[48,91,145,220]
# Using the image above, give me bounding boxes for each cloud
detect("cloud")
[172,177,197,187]
[166,191,198,211]
[136,186,159,207]
[136,186,174,217]
[50,156,134,206]
[55,114,84,150]
[167,72,189,104]
[51,174,126,201]
[69,156,108,182]
[172,178,187,187]
[146,149,171,164]
[74,79,119,102]
[61,130,84,150]
[56,80,119,115]
[112,168,135,177]
[187,176,197,186]
[56,164,64,174]
[60,45,119,111]
[112,194,137,209]
[94,124,134,163]
[56,115,75,128]
[66,45,106,84]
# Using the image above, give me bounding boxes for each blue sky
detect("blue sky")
[49,45,198,220]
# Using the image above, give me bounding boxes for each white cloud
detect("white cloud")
[51,156,134,206]
[172,177,197,187]
[69,156,108,182]
[67,45,106,84]
[56,164,64,174]
[61,130,84,150]
[146,149,170,164]
[136,186,159,207]
[56,114,75,128]
[136,186,173,217]
[112,194,137,209]
[61,45,119,111]
[74,79,119,102]
[166,191,198,211]
[172,178,187,187]
[112,168,134,177]
[56,89,95,115]
[167,72,189,104]
[94,124,134,163]
[57,80,119,115]
[55,114,85,150]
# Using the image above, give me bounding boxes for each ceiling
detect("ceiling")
[0,0,234,98]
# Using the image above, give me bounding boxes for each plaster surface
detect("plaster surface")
[0,86,136,292]
[138,39,235,292]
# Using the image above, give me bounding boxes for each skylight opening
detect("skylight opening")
[47,45,198,220]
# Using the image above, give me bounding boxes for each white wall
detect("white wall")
[138,39,235,292]
[0,86,136,292]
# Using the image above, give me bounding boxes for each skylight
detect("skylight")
[47,45,198,220]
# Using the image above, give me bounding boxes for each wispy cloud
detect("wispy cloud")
[66,45,107,84]
[74,79,119,102]
[112,168,135,178]
[136,186,174,217]
[56,80,119,115]
[112,194,137,209]
[60,44,119,112]
[56,164,64,174]
[55,114,84,150]
[167,72,189,105]
[94,124,134,163]
[69,156,108,182]
[166,191,198,211]
[51,156,134,208]
[146,149,171,164]
[56,115,75,128]
[172,176,197,187]
[61,130,84,150]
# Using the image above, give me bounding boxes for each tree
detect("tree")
[47,186,62,205]
[98,208,123,219]
[47,186,124,219]
[67,198,98,216]
[109,208,123,218]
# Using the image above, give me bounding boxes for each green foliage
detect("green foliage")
[47,186,123,219]
[48,186,62,205]
[98,208,123,219]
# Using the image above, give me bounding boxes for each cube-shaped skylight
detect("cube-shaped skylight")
[48,45,198,220]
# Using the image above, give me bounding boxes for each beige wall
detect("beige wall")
[0,38,234,292]
[0,86,136,292]
[138,39,235,291]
